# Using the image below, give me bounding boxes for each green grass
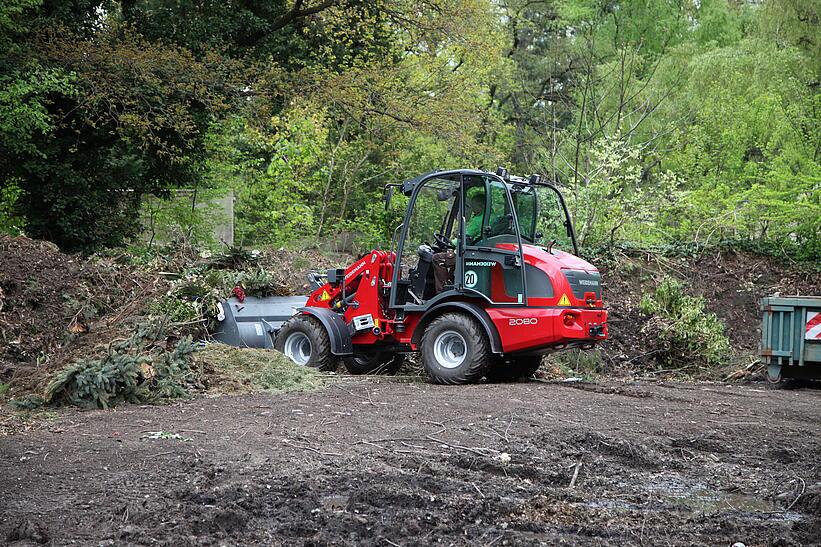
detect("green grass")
[195,344,327,394]
[0,383,9,396]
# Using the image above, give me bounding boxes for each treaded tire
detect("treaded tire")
[486,355,542,382]
[343,351,404,375]
[420,312,490,384]
[274,315,337,371]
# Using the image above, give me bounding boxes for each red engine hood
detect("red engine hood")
[495,243,602,308]
[497,243,598,272]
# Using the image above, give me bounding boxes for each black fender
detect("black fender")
[297,307,353,355]
[411,301,503,354]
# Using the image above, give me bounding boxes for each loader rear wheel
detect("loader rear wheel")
[275,315,336,371]
[486,356,542,382]
[420,313,490,384]
[343,350,404,375]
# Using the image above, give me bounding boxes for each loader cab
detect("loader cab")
[507,177,578,255]
[390,169,534,310]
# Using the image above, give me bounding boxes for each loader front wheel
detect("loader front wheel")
[275,315,336,371]
[420,313,490,384]
[343,350,404,375]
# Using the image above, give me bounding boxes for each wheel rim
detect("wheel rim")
[283,332,312,366]
[433,330,467,369]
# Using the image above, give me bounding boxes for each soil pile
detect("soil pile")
[1,236,817,400]
[598,249,820,375]
[0,236,159,383]
[0,239,353,404]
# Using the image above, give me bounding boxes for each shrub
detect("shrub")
[640,277,731,367]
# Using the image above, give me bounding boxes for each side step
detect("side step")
[211,295,308,348]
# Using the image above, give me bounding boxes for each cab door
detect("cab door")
[390,174,461,308]
[459,175,526,305]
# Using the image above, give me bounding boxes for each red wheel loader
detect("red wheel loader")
[213,168,608,383]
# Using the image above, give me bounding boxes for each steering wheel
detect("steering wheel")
[433,232,455,251]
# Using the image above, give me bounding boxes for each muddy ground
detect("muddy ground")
[2,379,819,546]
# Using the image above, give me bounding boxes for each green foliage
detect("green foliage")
[148,295,203,324]
[640,277,731,366]
[569,136,680,247]
[0,383,9,396]
[759,0,820,74]
[0,65,76,156]
[0,0,39,51]
[0,179,25,235]
[2,12,246,252]
[0,0,816,261]
[140,187,229,250]
[14,321,196,409]
[493,0,818,261]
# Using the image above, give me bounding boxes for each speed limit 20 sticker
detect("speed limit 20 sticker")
[464,270,478,288]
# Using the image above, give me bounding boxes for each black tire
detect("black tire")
[343,350,404,375]
[420,312,491,384]
[486,355,542,382]
[274,315,336,371]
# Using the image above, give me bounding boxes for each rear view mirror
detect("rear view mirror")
[384,185,395,210]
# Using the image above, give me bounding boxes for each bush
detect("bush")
[640,277,731,367]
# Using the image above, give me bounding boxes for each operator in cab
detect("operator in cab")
[431,187,486,293]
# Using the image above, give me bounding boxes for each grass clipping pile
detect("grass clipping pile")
[194,345,325,394]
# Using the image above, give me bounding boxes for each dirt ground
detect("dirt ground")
[2,379,819,546]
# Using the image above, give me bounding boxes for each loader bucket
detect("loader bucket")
[212,295,308,348]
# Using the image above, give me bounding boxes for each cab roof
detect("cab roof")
[401,168,540,195]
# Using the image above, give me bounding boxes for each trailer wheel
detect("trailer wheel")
[766,364,782,384]
[275,315,336,371]
[343,351,404,375]
[420,312,490,384]
[486,356,542,382]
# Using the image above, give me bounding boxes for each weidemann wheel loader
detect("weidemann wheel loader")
[213,168,608,383]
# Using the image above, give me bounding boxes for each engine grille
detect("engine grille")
[564,270,602,299]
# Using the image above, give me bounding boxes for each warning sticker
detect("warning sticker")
[319,290,331,301]
[806,311,821,340]
[557,294,571,306]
